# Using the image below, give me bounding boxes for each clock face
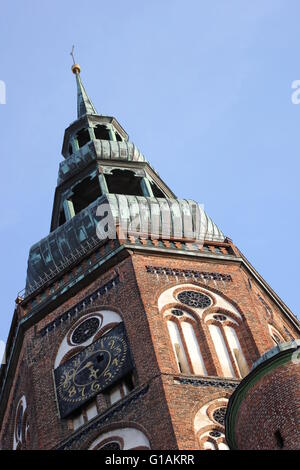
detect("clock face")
[54,323,133,418]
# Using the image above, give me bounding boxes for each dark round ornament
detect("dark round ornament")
[171,309,184,317]
[209,430,222,438]
[71,317,100,344]
[213,314,227,322]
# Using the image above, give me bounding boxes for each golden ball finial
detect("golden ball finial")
[15,295,23,305]
[72,63,81,74]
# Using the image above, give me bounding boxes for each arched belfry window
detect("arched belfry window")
[54,310,134,431]
[76,128,90,148]
[94,124,111,141]
[194,398,229,450]
[158,284,250,379]
[105,169,144,197]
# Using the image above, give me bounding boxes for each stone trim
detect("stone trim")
[174,375,239,390]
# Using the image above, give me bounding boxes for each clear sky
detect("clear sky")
[0,0,299,345]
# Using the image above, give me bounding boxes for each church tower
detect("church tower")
[0,64,299,450]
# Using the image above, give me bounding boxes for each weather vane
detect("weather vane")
[70,45,76,65]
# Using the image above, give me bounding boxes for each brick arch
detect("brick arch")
[92,436,124,450]
[157,281,246,321]
[83,421,152,450]
[54,308,123,368]
[202,306,242,323]
[190,389,231,421]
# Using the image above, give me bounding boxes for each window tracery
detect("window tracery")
[159,284,249,379]
[194,398,229,450]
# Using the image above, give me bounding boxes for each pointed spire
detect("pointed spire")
[70,48,98,118]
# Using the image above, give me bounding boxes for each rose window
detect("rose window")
[177,291,211,309]
[213,407,227,426]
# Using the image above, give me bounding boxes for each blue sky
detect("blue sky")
[0,0,299,344]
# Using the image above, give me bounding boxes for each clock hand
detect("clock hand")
[76,360,94,375]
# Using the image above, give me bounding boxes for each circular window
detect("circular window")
[171,309,184,317]
[177,291,211,309]
[209,430,222,438]
[71,317,101,344]
[213,407,227,426]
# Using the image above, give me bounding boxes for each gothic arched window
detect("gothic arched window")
[166,309,207,376]
[76,128,90,148]
[205,313,249,379]
[158,284,250,379]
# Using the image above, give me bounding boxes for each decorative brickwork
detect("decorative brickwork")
[146,265,233,282]
[39,274,120,338]
[174,376,239,390]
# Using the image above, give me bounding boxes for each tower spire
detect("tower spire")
[70,47,98,118]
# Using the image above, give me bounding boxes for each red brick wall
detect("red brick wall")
[0,257,176,449]
[232,360,300,450]
[0,249,299,449]
[130,252,300,449]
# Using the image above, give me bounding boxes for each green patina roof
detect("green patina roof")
[24,68,226,296]
[75,72,98,118]
[25,195,225,293]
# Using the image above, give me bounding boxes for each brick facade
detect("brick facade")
[1,245,299,449]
